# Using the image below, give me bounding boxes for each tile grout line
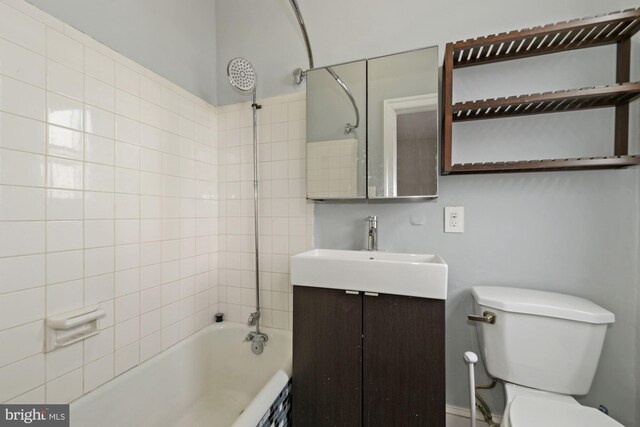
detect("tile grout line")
[42,29,49,403]
[79,41,86,401]
[110,50,116,388]
[137,73,142,370]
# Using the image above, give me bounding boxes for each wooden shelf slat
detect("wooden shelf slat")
[452,82,640,121]
[451,8,640,68]
[447,155,640,174]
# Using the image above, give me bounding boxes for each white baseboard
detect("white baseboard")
[446,404,502,427]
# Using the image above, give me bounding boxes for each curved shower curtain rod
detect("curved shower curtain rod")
[288,0,359,134]
[325,67,360,134]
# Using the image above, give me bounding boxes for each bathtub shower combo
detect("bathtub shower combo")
[68,62,293,425]
[66,1,319,426]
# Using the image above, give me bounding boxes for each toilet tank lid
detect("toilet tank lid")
[471,286,615,324]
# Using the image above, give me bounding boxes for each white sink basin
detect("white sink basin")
[290,249,448,300]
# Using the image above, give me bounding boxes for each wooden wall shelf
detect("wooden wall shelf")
[451,9,640,68]
[453,83,640,122]
[442,8,640,175]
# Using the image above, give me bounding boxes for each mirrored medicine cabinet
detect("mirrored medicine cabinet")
[306,46,439,200]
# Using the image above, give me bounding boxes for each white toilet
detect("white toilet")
[470,286,624,427]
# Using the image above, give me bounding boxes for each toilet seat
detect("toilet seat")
[509,395,624,427]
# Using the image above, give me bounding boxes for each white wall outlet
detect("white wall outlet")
[444,207,464,233]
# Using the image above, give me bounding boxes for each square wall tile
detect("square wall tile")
[48,93,83,131]
[115,64,139,96]
[46,250,83,285]
[115,268,139,297]
[85,48,114,85]
[85,247,115,278]
[140,77,162,105]
[0,221,44,257]
[0,112,45,154]
[47,157,83,190]
[0,186,45,221]
[45,368,82,403]
[115,244,140,271]
[47,279,83,315]
[115,168,140,194]
[115,90,140,121]
[85,106,115,138]
[116,116,142,145]
[84,327,113,364]
[47,60,83,101]
[48,125,83,160]
[0,321,44,368]
[114,342,138,376]
[84,163,113,192]
[84,273,114,305]
[0,2,45,55]
[114,317,139,349]
[0,254,45,295]
[0,354,44,402]
[85,220,114,248]
[47,28,83,71]
[0,149,45,187]
[140,332,161,362]
[45,341,83,381]
[0,37,45,88]
[47,221,83,252]
[0,75,46,121]
[84,192,114,220]
[85,134,115,165]
[84,353,113,393]
[85,76,114,111]
[0,287,44,331]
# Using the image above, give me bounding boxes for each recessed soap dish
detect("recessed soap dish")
[45,305,105,352]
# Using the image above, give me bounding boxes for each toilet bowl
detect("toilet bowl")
[501,383,623,427]
[470,286,623,427]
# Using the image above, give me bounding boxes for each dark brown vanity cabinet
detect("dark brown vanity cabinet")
[292,286,445,427]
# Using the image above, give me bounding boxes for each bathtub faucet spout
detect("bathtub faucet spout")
[248,311,261,326]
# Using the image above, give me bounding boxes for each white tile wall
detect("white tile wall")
[0,0,219,404]
[217,94,313,330]
[0,0,314,406]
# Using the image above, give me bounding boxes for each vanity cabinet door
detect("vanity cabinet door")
[292,286,363,427]
[363,293,445,427]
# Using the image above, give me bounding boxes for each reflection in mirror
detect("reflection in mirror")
[306,60,366,199]
[368,47,439,198]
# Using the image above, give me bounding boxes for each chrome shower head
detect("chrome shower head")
[227,57,257,92]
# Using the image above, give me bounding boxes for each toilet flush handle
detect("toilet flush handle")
[468,311,496,324]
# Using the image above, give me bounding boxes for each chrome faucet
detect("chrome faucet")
[245,330,269,355]
[248,311,260,326]
[366,216,378,251]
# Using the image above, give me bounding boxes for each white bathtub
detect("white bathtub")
[70,322,292,427]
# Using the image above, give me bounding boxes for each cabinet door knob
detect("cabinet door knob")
[364,292,379,297]
[345,290,360,295]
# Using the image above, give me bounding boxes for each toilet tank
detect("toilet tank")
[471,286,615,395]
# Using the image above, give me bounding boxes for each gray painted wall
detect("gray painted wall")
[215,0,640,105]
[216,0,640,425]
[315,169,640,425]
[26,0,217,104]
